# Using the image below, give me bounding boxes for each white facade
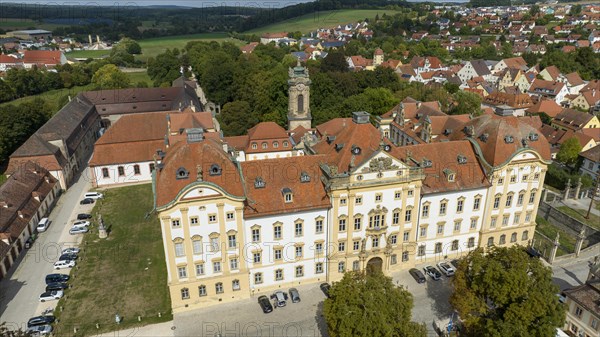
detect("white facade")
[92,161,155,187]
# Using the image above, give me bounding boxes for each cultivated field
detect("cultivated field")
[245,9,402,34]
[136,32,244,60]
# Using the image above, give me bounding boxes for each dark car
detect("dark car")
[45,273,69,284]
[77,213,92,220]
[45,282,69,292]
[258,295,273,313]
[289,288,301,303]
[320,283,331,297]
[423,266,442,281]
[409,268,426,283]
[80,198,94,205]
[59,253,78,261]
[27,315,55,328]
[25,234,37,249]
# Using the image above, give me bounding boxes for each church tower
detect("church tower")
[288,61,312,131]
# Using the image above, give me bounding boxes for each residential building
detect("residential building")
[579,146,600,181]
[260,32,289,45]
[529,79,569,104]
[22,50,67,68]
[483,92,534,117]
[563,280,600,337]
[457,59,493,84]
[552,109,600,132]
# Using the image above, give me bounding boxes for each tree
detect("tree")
[450,91,482,116]
[324,271,427,337]
[556,137,582,166]
[218,100,258,137]
[321,49,349,73]
[91,64,131,89]
[451,247,565,337]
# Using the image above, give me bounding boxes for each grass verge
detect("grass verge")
[53,184,171,336]
[535,216,576,256]
[557,206,600,230]
[0,84,95,110]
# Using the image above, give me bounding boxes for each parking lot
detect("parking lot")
[172,263,454,337]
[0,170,92,331]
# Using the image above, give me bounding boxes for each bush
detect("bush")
[545,164,593,190]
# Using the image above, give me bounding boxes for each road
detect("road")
[0,169,92,331]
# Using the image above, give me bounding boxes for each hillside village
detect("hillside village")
[0,2,599,337]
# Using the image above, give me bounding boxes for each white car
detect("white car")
[437,262,456,277]
[61,247,80,255]
[69,226,89,235]
[84,192,103,199]
[27,324,53,335]
[72,220,90,228]
[39,290,63,302]
[54,260,75,269]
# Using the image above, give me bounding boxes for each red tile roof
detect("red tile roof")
[22,50,63,66]
[526,99,563,117]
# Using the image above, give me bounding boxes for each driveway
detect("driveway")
[0,168,92,330]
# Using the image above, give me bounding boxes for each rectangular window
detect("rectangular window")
[403,232,409,242]
[354,217,362,230]
[434,243,442,253]
[440,202,447,215]
[353,241,360,251]
[408,190,414,197]
[338,219,346,231]
[149,163,155,172]
[529,192,536,204]
[517,194,524,206]
[394,191,401,199]
[316,263,323,274]
[228,235,236,248]
[102,168,109,178]
[232,280,240,291]
[192,240,202,254]
[181,288,189,299]
[295,222,303,237]
[437,224,444,234]
[525,212,532,222]
[451,240,459,251]
[514,214,520,225]
[275,269,283,280]
[404,209,412,222]
[454,221,461,232]
[375,194,382,202]
[118,166,125,176]
[175,242,185,257]
[133,165,141,175]
[493,197,500,209]
[353,260,360,271]
[208,214,217,223]
[316,242,323,254]
[295,266,304,277]
[372,237,379,248]
[474,198,480,210]
[506,195,513,207]
[468,237,475,248]
[340,198,347,205]
[402,251,409,262]
[338,242,346,252]
[393,211,400,225]
[178,266,187,279]
[213,261,221,273]
[252,228,260,242]
[510,175,516,183]
[199,285,206,296]
[230,258,238,270]
[190,217,199,225]
[418,245,425,256]
[498,178,504,184]
[274,225,282,239]
[390,254,397,265]
[253,252,261,264]
[522,174,528,182]
[195,263,204,276]
[422,205,429,217]
[420,227,427,237]
[254,273,263,284]
[470,218,477,229]
[274,249,282,260]
[284,193,293,203]
[210,237,219,252]
[215,283,224,294]
[575,306,583,318]
[591,318,598,330]
[491,217,497,228]
[502,215,509,226]
[457,200,464,212]
[315,219,323,233]
[226,212,235,221]
[172,219,180,228]
[338,262,345,273]
[295,246,303,258]
[355,196,362,205]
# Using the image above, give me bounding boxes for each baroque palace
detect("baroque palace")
[151,63,552,312]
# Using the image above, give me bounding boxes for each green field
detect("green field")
[0,84,94,111]
[246,9,401,34]
[0,18,63,30]
[136,33,244,61]
[125,70,154,87]
[53,184,171,336]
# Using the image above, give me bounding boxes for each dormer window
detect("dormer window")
[480,133,489,142]
[176,167,189,180]
[326,136,336,144]
[282,188,293,203]
[273,141,279,148]
[283,141,289,147]
[504,135,514,143]
[443,168,455,182]
[209,164,222,176]
[351,145,361,155]
[335,143,344,152]
[457,155,467,164]
[251,143,257,149]
[421,158,432,168]
[254,177,265,189]
[262,142,268,149]
[529,132,539,141]
[300,172,311,183]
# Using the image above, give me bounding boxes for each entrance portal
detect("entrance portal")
[366,257,383,275]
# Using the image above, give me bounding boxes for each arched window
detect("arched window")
[499,234,506,245]
[511,232,517,243]
[487,237,494,247]
[297,94,304,113]
[133,164,140,175]
[522,230,529,241]
[262,142,268,149]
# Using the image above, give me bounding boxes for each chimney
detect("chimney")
[17,211,24,218]
[351,111,370,124]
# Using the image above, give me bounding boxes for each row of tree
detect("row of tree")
[324,246,565,337]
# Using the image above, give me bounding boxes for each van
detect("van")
[36,218,50,232]
[84,192,103,199]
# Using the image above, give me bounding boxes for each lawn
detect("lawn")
[136,33,244,61]
[535,216,576,255]
[53,184,171,336]
[0,84,95,111]
[558,206,600,230]
[245,9,402,34]
[125,70,154,87]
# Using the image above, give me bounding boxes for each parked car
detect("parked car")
[69,226,89,235]
[25,234,37,249]
[45,273,69,284]
[271,291,287,307]
[77,213,92,220]
[437,262,456,277]
[36,218,50,232]
[450,259,462,269]
[409,268,427,283]
[53,260,75,270]
[289,288,301,303]
[80,198,94,205]
[423,266,442,281]
[84,192,103,199]
[45,282,69,292]
[27,315,55,328]
[59,253,78,261]
[61,247,80,255]
[320,282,331,297]
[39,290,63,302]
[26,324,52,335]
[72,220,90,228]
[258,295,273,313]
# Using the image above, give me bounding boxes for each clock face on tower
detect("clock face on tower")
[297,83,305,91]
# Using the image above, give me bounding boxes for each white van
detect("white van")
[84,192,103,199]
[36,218,50,232]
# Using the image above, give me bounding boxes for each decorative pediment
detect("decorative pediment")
[356,151,408,174]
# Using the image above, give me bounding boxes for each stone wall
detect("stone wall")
[538,202,600,247]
